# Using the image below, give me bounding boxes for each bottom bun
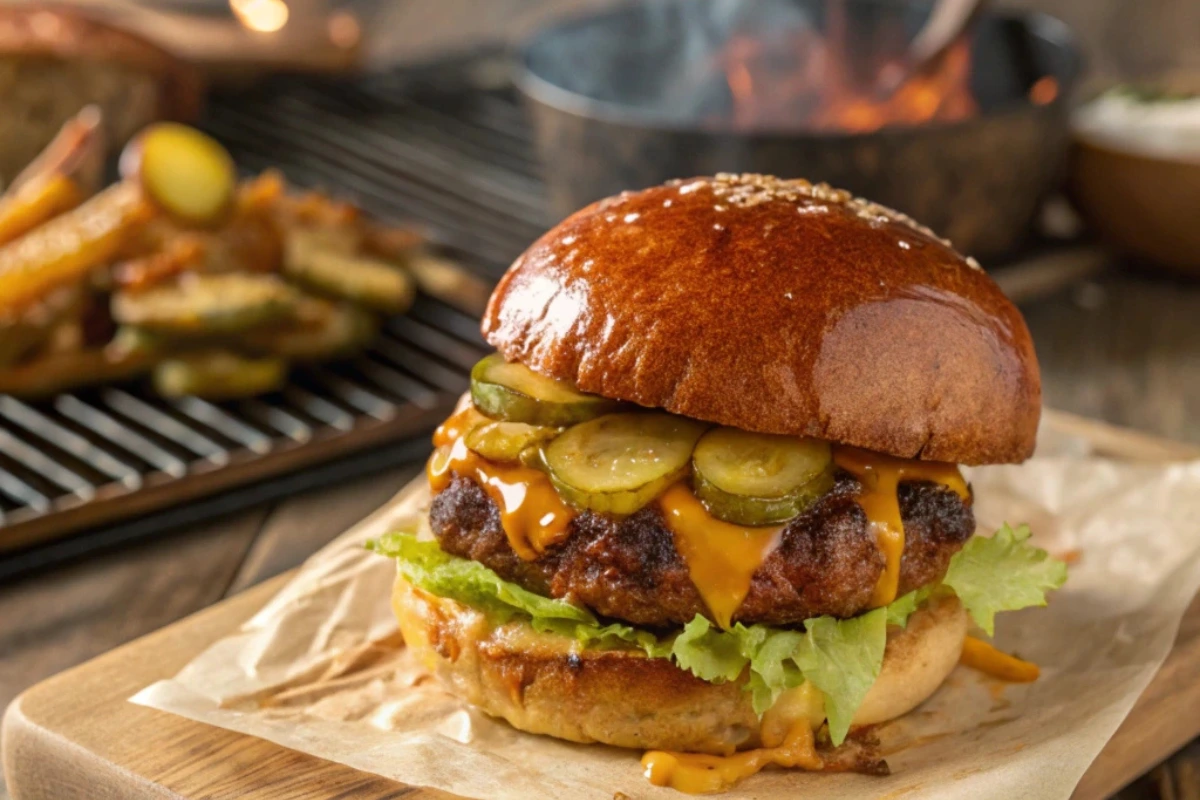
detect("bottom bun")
[393,578,967,755]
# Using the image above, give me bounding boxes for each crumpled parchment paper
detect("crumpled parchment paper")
[132,426,1200,799]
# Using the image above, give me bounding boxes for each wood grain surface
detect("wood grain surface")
[1,411,1198,800]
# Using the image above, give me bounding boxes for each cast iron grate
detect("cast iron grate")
[203,51,550,278]
[0,53,530,566]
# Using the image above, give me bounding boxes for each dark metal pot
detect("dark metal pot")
[517,0,1081,260]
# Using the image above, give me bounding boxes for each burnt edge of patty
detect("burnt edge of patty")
[429,471,974,629]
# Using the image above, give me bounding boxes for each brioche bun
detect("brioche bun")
[393,577,967,754]
[483,174,1039,464]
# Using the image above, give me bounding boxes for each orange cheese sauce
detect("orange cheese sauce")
[833,446,969,607]
[960,636,1040,683]
[432,404,484,447]
[642,721,823,794]
[659,483,783,629]
[428,416,574,561]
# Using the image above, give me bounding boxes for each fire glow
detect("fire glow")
[715,29,979,133]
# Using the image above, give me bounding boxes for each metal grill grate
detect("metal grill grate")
[0,54,535,566]
[203,52,551,277]
[0,297,491,553]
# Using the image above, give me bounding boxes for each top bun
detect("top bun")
[483,174,1040,465]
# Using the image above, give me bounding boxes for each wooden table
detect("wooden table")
[1,265,1198,799]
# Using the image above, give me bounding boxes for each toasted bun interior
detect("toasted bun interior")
[483,175,1040,464]
[393,578,968,754]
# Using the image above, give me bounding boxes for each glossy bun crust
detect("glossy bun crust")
[394,578,968,755]
[483,175,1040,464]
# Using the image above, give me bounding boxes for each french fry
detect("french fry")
[0,175,84,247]
[0,182,153,314]
[0,347,154,398]
[235,169,286,216]
[0,285,83,367]
[114,236,207,292]
[9,106,105,196]
[283,190,360,228]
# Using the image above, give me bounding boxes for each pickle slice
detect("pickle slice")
[692,428,835,525]
[543,412,707,515]
[283,230,415,314]
[153,351,287,399]
[243,300,377,360]
[465,420,560,464]
[470,353,619,426]
[112,273,299,335]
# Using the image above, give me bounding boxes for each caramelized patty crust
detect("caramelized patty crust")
[429,472,974,628]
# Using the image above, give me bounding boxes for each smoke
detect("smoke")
[522,0,827,123]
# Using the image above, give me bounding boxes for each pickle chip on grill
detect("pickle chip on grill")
[112,273,300,335]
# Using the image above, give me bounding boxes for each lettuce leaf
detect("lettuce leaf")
[943,523,1068,636]
[745,627,806,714]
[793,609,888,744]
[671,615,750,683]
[370,524,1065,747]
[368,533,593,626]
[885,589,922,627]
[370,533,673,655]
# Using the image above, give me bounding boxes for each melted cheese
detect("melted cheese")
[428,436,574,561]
[642,720,823,794]
[432,404,486,447]
[833,446,968,607]
[659,483,783,629]
[960,636,1040,683]
[759,682,827,745]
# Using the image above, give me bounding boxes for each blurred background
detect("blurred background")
[0,1,1196,797]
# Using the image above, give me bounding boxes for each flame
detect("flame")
[231,0,289,33]
[717,19,980,132]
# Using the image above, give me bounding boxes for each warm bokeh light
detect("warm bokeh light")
[328,11,361,50]
[1029,76,1059,105]
[230,0,289,33]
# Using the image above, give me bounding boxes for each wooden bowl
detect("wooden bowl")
[1070,134,1200,278]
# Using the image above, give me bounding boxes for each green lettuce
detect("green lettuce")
[370,523,1065,746]
[367,534,670,655]
[942,523,1069,636]
[792,609,888,743]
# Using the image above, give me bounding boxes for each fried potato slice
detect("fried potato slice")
[0,182,153,314]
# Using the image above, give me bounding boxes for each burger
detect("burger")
[370,174,1067,793]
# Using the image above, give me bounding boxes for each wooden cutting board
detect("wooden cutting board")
[3,409,1199,800]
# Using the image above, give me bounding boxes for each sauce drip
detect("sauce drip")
[642,721,823,794]
[432,404,485,447]
[428,424,574,561]
[833,446,968,607]
[960,636,1040,683]
[659,483,783,629]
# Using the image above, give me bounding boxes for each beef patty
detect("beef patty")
[429,472,973,628]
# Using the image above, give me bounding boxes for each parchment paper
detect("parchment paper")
[132,426,1200,799]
